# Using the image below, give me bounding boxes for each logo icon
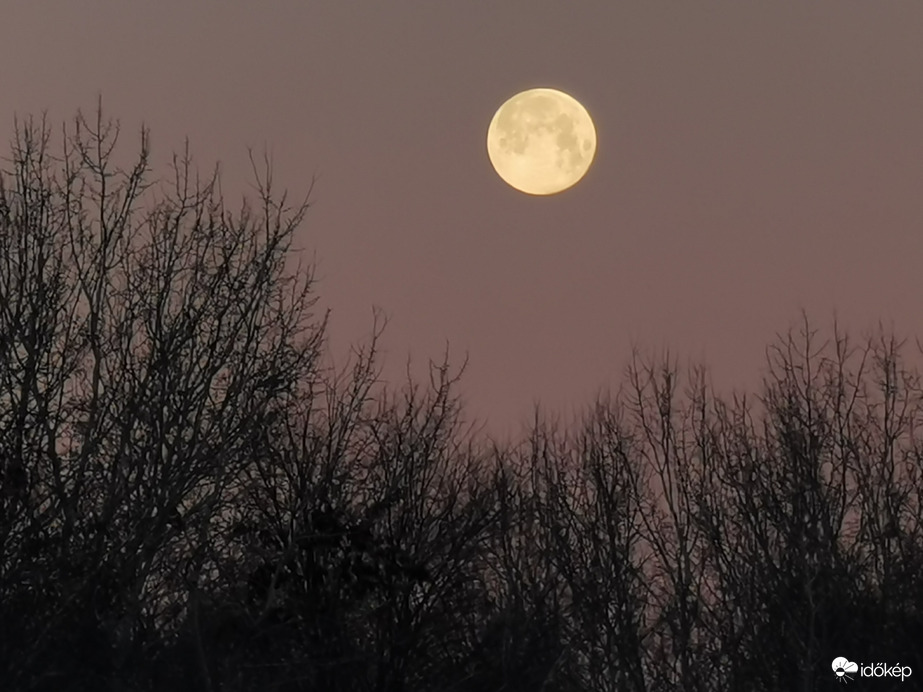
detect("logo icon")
[832,657,859,683]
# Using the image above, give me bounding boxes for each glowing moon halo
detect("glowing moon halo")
[487,87,597,195]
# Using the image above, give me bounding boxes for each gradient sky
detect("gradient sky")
[4,3,922,440]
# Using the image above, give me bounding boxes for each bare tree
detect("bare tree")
[0,103,325,690]
[3,106,922,692]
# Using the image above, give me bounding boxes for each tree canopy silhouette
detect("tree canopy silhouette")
[1,106,921,691]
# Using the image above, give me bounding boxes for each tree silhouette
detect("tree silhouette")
[2,106,922,691]
[0,104,324,690]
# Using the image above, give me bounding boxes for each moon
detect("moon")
[487,87,597,195]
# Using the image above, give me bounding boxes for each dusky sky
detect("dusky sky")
[3,2,922,440]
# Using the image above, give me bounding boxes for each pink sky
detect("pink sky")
[3,3,922,439]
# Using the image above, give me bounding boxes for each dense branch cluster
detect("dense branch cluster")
[1,109,921,691]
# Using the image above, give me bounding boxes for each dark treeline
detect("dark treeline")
[1,109,921,691]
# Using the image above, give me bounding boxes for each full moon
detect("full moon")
[487,87,597,195]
